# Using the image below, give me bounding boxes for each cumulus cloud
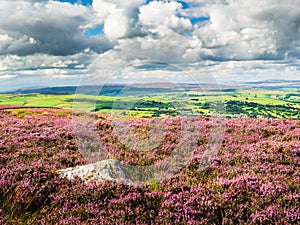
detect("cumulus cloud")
[0,0,299,90]
[0,0,114,56]
[192,0,300,60]
[3,0,298,61]
[139,1,192,34]
[0,52,95,72]
[88,36,206,77]
[90,0,300,62]
[93,0,145,39]
[0,52,94,91]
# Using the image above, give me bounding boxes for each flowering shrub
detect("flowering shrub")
[0,108,299,224]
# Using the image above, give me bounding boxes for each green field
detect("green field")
[0,88,300,119]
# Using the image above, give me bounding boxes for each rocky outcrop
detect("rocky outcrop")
[57,159,133,184]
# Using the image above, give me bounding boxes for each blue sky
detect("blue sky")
[84,24,104,37]
[56,0,93,6]
[0,0,299,91]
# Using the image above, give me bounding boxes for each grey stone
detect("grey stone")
[57,159,133,184]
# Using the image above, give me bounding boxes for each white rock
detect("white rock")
[57,159,133,184]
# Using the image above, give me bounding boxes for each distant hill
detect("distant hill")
[244,79,300,89]
[6,83,234,96]
[4,80,300,96]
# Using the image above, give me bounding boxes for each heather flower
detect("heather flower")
[0,108,299,224]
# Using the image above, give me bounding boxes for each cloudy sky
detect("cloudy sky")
[0,0,299,91]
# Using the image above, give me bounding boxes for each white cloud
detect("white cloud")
[0,0,299,90]
[93,0,145,39]
[104,0,145,8]
[139,1,192,34]
[192,0,300,60]
[104,12,130,39]
[0,0,114,56]
[0,52,95,73]
[92,0,116,18]
[0,75,17,80]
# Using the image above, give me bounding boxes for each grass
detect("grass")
[0,88,299,119]
[0,94,74,108]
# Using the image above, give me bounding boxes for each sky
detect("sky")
[0,0,299,91]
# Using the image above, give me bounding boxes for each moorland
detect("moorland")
[0,81,299,224]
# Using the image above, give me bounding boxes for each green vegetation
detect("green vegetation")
[0,88,300,119]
